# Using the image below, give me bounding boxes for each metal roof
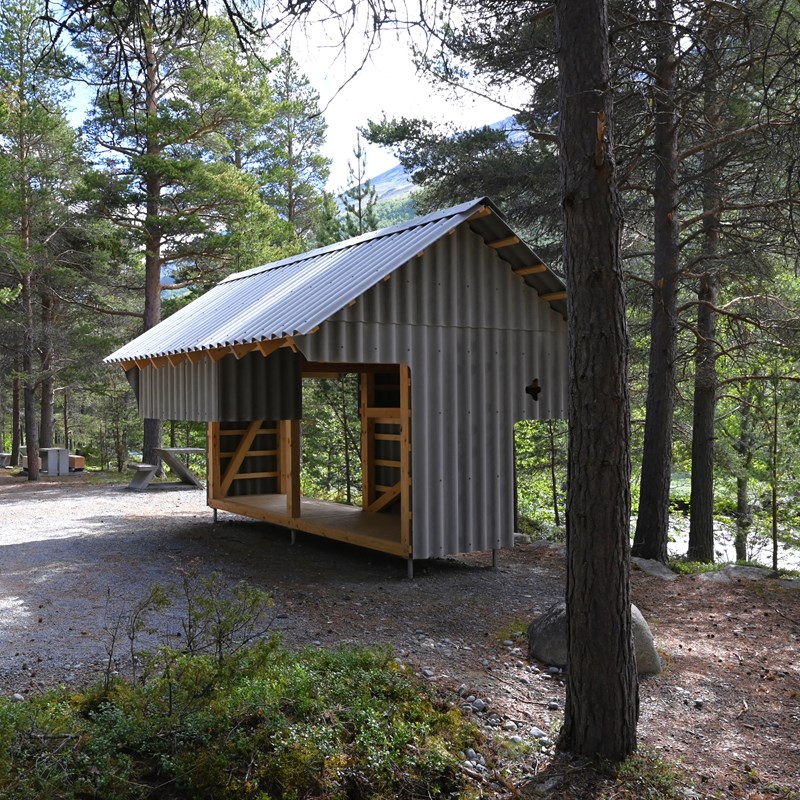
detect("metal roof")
[105,196,566,364]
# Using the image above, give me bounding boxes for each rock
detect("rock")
[11,693,24,702]
[722,565,773,581]
[696,571,731,583]
[472,698,487,712]
[502,720,518,731]
[527,601,662,675]
[632,557,678,581]
[530,726,548,739]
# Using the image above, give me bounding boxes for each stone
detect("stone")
[11,693,24,702]
[472,698,487,712]
[632,557,678,581]
[527,601,662,675]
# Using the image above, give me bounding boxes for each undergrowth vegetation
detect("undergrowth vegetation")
[0,574,479,800]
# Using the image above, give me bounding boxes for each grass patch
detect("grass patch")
[668,558,727,576]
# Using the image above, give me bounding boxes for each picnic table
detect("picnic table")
[127,447,206,491]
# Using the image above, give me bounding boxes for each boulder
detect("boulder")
[527,601,662,676]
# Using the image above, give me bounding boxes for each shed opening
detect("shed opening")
[206,361,413,558]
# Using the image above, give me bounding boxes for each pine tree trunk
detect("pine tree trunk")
[39,291,55,449]
[687,27,721,564]
[22,271,39,481]
[688,271,719,562]
[141,29,163,467]
[734,395,753,562]
[632,0,679,563]
[11,369,21,467]
[555,0,638,761]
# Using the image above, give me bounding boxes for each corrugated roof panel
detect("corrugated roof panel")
[105,197,565,364]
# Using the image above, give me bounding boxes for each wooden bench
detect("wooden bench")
[127,462,158,491]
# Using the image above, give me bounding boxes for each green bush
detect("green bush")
[0,643,477,799]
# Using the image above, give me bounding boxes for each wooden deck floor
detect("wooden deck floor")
[210,494,408,557]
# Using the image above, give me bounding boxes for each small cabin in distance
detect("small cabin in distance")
[105,198,568,574]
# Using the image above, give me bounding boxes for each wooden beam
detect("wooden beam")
[361,373,375,511]
[468,206,493,220]
[232,471,279,481]
[256,338,284,358]
[185,350,206,365]
[365,482,401,513]
[147,355,169,369]
[280,418,301,518]
[165,353,184,368]
[540,290,567,302]
[488,235,520,249]
[219,420,262,497]
[207,422,221,502]
[208,347,229,362]
[513,263,548,276]
[399,364,412,555]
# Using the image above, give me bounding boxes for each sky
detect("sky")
[65,10,523,193]
[285,24,523,190]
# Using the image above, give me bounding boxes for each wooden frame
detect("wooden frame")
[206,361,413,559]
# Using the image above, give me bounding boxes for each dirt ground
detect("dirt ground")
[1,469,798,798]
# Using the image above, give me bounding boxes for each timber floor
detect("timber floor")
[210,493,408,558]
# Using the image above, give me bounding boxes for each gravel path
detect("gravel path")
[2,469,799,797]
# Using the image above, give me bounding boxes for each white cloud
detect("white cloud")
[286,25,521,190]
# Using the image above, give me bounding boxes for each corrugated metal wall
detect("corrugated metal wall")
[138,357,218,420]
[296,223,568,559]
[137,350,302,421]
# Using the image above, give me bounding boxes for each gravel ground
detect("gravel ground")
[2,469,799,798]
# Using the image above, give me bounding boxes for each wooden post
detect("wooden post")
[280,418,301,518]
[360,372,375,510]
[207,421,220,502]
[399,364,412,556]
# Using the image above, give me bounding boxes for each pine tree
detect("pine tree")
[343,136,379,237]
[261,46,330,240]
[0,0,82,479]
[311,191,344,246]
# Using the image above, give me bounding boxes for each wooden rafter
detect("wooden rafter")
[513,263,548,276]
[540,290,567,302]
[468,206,493,220]
[489,235,521,249]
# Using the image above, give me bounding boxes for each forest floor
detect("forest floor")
[1,468,798,798]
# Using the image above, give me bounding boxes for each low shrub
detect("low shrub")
[0,644,478,800]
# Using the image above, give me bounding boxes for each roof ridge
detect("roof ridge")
[220,197,496,284]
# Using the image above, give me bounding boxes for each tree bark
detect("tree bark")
[39,291,55,449]
[733,393,753,562]
[11,369,21,467]
[632,0,679,563]
[687,20,722,564]
[141,23,163,467]
[22,271,39,482]
[687,270,719,562]
[555,0,638,761]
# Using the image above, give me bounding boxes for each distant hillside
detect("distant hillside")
[367,115,520,205]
